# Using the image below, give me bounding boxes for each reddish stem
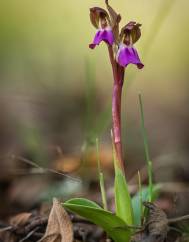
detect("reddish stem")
[108,46,126,174]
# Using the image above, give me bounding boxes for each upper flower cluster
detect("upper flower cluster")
[89,0,144,69]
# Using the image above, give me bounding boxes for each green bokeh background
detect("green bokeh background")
[0,0,189,165]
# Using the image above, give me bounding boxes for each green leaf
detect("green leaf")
[132,185,161,226]
[64,198,102,209]
[111,132,133,226]
[63,198,131,242]
[114,167,134,225]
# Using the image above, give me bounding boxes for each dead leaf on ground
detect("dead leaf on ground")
[0,212,32,242]
[9,212,32,227]
[38,198,73,242]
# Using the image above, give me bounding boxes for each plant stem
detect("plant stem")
[112,82,124,170]
[138,93,153,202]
[108,46,125,175]
[137,170,143,225]
[96,138,108,210]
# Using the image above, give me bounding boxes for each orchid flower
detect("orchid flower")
[117,22,144,68]
[89,7,114,49]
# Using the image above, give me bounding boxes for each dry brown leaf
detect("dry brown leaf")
[9,212,32,227]
[38,198,73,242]
[0,213,32,242]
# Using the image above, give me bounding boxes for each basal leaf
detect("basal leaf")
[63,198,131,242]
[114,167,134,225]
[64,198,102,209]
[111,133,133,226]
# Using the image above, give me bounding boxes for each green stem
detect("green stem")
[137,170,143,225]
[96,138,108,210]
[138,94,153,202]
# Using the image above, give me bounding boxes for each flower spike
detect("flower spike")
[89,1,144,174]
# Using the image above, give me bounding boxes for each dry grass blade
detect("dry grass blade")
[38,198,73,242]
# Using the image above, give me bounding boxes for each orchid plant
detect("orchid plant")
[89,0,143,177]
[63,1,156,242]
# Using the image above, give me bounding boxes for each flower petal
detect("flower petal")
[89,29,114,49]
[120,22,142,44]
[90,7,110,29]
[117,45,144,69]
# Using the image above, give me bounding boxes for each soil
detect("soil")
[0,197,189,242]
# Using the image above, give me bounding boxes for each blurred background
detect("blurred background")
[0,0,189,217]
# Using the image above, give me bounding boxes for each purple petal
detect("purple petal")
[89,28,114,49]
[117,45,144,69]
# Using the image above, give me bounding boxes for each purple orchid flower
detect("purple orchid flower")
[89,6,117,49]
[117,44,144,69]
[116,22,144,69]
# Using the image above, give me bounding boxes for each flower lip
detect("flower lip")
[117,44,144,69]
[89,28,114,49]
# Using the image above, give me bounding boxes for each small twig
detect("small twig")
[168,215,189,224]
[0,226,13,232]
[24,217,48,234]
[32,232,44,238]
[168,226,183,234]
[14,217,47,236]
[10,155,81,183]
[19,227,40,242]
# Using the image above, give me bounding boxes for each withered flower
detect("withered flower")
[116,22,144,69]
